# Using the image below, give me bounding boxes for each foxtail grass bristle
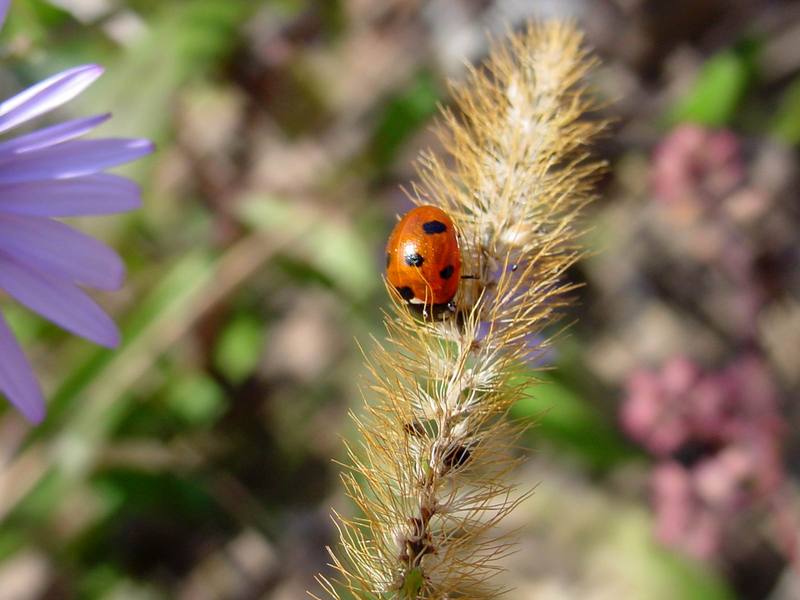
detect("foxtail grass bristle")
[315,21,604,600]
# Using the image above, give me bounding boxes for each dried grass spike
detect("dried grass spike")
[315,21,604,600]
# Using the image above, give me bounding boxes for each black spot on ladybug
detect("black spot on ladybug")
[386,253,391,268]
[439,265,454,280]
[422,220,447,234]
[405,252,424,267]
[396,286,415,301]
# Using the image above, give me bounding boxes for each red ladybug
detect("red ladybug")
[386,205,461,306]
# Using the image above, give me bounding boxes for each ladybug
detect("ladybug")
[386,205,461,307]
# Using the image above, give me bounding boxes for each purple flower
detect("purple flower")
[0,1,153,423]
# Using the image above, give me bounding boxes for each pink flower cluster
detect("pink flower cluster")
[621,356,785,560]
[651,124,744,207]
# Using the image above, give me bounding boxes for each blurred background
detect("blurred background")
[0,0,799,598]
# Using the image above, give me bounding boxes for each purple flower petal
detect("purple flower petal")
[0,65,103,135]
[0,12,152,423]
[0,114,111,156]
[0,214,125,290]
[0,311,45,424]
[0,256,120,347]
[0,173,141,216]
[0,138,154,183]
[0,0,9,30]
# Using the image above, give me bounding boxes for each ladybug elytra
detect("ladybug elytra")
[385,205,461,307]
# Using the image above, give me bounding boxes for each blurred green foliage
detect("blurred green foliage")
[670,39,760,127]
[511,369,636,472]
[368,70,441,170]
[771,75,800,144]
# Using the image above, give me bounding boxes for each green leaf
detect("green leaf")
[670,40,759,127]
[532,477,735,600]
[166,372,225,425]
[39,251,216,436]
[511,373,635,470]
[771,76,800,145]
[652,548,734,600]
[369,71,441,169]
[76,564,125,600]
[76,0,256,145]
[0,0,72,48]
[0,252,216,524]
[0,528,26,562]
[213,314,265,383]
[239,196,377,300]
[7,470,62,523]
